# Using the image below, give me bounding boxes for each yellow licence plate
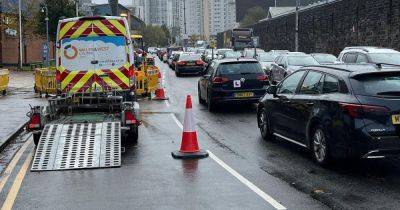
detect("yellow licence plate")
[235,92,254,98]
[392,115,400,125]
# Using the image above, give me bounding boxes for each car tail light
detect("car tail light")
[257,75,268,81]
[212,77,229,84]
[125,111,138,125]
[339,103,389,118]
[177,61,187,66]
[196,60,205,65]
[28,114,41,130]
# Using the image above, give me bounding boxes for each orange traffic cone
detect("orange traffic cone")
[172,95,208,159]
[154,71,168,100]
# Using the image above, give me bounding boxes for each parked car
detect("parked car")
[198,59,268,112]
[269,50,290,59]
[175,54,205,77]
[204,49,216,64]
[221,51,242,59]
[148,47,157,54]
[243,48,265,58]
[216,48,233,59]
[168,51,183,68]
[270,53,319,83]
[311,53,338,64]
[256,52,275,74]
[338,46,400,65]
[257,64,400,165]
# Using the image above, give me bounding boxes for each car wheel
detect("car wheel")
[124,125,138,144]
[207,92,216,112]
[33,133,41,146]
[258,107,273,141]
[198,85,206,105]
[311,126,330,166]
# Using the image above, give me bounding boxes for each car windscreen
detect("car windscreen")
[313,54,337,63]
[180,54,202,61]
[218,62,263,75]
[369,53,400,65]
[351,72,400,97]
[259,53,274,62]
[287,56,319,66]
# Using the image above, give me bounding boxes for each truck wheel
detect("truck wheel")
[2,90,6,96]
[125,125,138,144]
[33,133,41,146]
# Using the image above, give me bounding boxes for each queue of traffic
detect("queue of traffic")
[150,45,400,167]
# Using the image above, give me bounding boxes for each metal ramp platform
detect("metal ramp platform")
[31,122,121,171]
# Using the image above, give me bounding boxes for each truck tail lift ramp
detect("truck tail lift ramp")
[31,122,121,171]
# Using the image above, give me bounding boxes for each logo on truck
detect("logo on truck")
[64,44,78,60]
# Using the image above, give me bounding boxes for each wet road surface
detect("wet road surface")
[1,59,400,209]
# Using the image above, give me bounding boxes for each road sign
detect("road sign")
[252,36,259,48]
[42,43,49,61]
[210,40,216,49]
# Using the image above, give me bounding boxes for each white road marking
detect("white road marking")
[207,150,286,210]
[170,113,183,130]
[170,114,286,210]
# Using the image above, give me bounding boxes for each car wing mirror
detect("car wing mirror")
[267,85,278,97]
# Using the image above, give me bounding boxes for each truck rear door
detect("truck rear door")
[57,18,131,93]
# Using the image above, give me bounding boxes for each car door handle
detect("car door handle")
[283,100,291,104]
[306,102,314,106]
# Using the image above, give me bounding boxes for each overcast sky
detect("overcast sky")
[92,0,132,5]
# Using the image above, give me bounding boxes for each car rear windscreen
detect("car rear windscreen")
[180,54,202,61]
[351,73,400,97]
[218,62,263,75]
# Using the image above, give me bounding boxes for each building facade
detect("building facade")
[208,0,236,37]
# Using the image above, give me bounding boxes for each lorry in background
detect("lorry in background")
[217,28,253,51]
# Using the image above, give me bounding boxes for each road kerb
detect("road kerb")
[0,121,28,152]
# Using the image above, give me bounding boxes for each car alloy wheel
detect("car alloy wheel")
[259,109,269,139]
[312,128,328,164]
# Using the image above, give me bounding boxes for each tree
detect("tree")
[240,6,267,27]
[35,0,76,41]
[161,25,171,44]
[139,24,169,47]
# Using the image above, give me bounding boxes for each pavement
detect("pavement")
[0,70,46,147]
[1,58,400,209]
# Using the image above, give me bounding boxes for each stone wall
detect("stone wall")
[248,0,399,55]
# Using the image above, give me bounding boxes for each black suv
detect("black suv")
[198,59,268,111]
[257,64,400,165]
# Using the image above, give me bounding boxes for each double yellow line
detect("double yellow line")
[0,138,33,210]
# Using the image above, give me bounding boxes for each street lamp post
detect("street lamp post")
[18,0,23,69]
[295,0,300,52]
[75,0,79,17]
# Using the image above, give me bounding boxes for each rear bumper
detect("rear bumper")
[176,66,204,74]
[210,89,266,103]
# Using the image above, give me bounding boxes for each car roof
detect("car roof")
[341,46,400,54]
[216,58,258,64]
[311,53,335,56]
[303,64,400,77]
